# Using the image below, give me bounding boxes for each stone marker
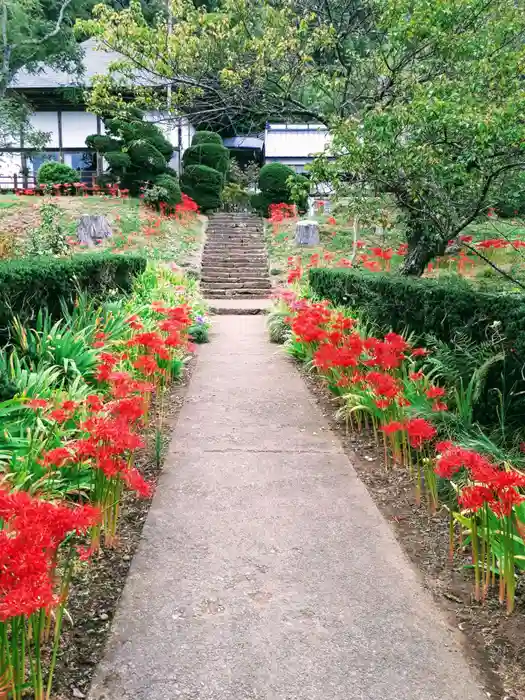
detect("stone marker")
[295,219,320,246]
[77,215,112,247]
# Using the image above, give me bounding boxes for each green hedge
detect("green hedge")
[309,267,525,424]
[182,143,230,175]
[0,253,147,336]
[37,162,79,185]
[181,164,223,212]
[191,131,223,146]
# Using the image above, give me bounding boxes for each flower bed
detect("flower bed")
[0,263,209,698]
[272,290,525,615]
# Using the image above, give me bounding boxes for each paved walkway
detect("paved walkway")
[90,316,484,700]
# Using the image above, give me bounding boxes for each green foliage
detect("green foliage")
[26,203,69,257]
[259,162,294,194]
[188,322,209,343]
[183,142,230,175]
[191,131,223,146]
[0,253,147,341]
[222,182,250,211]
[144,173,182,208]
[181,164,223,212]
[86,110,175,195]
[309,267,524,428]
[255,163,297,216]
[37,162,79,186]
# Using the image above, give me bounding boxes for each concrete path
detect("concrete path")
[89,316,484,700]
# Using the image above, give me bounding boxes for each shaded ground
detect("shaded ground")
[300,367,525,700]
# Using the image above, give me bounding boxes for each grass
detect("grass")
[266,212,525,289]
[0,195,204,266]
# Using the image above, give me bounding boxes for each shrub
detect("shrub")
[181,164,223,212]
[259,162,295,194]
[26,202,69,256]
[86,110,174,195]
[37,162,79,186]
[256,162,297,216]
[183,142,230,175]
[143,174,182,209]
[309,267,525,426]
[0,253,146,340]
[191,131,223,146]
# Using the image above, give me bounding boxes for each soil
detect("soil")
[301,368,525,700]
[52,356,197,700]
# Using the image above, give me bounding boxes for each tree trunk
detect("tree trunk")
[398,211,447,276]
[399,240,436,276]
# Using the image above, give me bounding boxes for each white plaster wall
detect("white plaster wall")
[61,111,99,148]
[265,124,330,159]
[28,112,60,148]
[0,153,23,188]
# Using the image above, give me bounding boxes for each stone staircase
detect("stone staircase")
[200,213,271,299]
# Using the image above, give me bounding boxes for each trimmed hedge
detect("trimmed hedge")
[191,131,223,146]
[253,162,297,216]
[181,164,223,212]
[0,253,147,336]
[309,267,525,425]
[37,162,79,185]
[182,143,230,175]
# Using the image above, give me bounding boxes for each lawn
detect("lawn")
[0,194,204,267]
[266,209,525,290]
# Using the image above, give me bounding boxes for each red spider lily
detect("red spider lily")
[133,354,161,376]
[411,347,428,357]
[40,447,74,468]
[380,420,405,435]
[409,371,424,381]
[432,401,448,411]
[27,398,48,410]
[405,418,436,448]
[49,408,69,424]
[426,386,446,399]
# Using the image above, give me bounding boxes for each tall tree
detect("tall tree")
[81,0,525,274]
[0,0,95,150]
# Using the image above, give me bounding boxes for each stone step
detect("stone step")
[202,265,269,274]
[201,270,269,279]
[202,275,270,284]
[201,288,270,298]
[204,248,267,255]
[203,256,268,264]
[201,280,271,290]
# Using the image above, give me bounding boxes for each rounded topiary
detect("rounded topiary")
[154,173,182,204]
[105,152,132,171]
[192,131,223,146]
[183,143,230,176]
[181,164,223,212]
[128,141,166,173]
[37,161,79,185]
[259,162,295,194]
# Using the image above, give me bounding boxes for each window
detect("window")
[31,151,60,176]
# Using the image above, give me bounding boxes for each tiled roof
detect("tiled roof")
[10,38,156,89]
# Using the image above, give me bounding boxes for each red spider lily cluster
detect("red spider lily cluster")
[0,299,195,697]
[14,183,130,199]
[280,292,525,610]
[150,194,199,223]
[268,203,297,224]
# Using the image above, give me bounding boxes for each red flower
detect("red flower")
[380,420,405,435]
[411,348,428,357]
[409,371,424,381]
[405,418,436,449]
[27,398,48,410]
[426,386,446,399]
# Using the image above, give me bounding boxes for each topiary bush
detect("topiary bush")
[182,142,230,175]
[37,161,79,186]
[143,173,182,209]
[254,162,297,216]
[86,108,180,197]
[0,252,146,342]
[181,164,223,212]
[191,131,223,146]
